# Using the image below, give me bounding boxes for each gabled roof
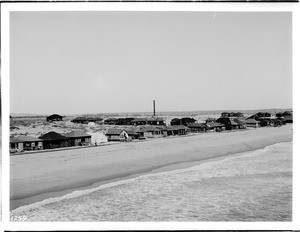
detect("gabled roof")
[166,126,179,131]
[10,136,24,143]
[206,122,225,128]
[156,125,167,130]
[232,118,246,125]
[11,135,43,143]
[124,127,139,135]
[106,129,127,135]
[245,118,259,124]
[136,126,162,132]
[47,114,63,118]
[170,125,190,130]
[64,131,91,138]
[39,131,68,140]
[186,123,207,128]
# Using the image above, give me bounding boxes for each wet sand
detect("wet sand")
[10,125,293,210]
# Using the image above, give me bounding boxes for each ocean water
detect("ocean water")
[11,142,292,221]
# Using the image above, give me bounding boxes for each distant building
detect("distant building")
[115,118,135,125]
[165,125,190,135]
[104,118,118,125]
[186,123,208,133]
[72,117,103,124]
[46,114,63,122]
[247,112,272,127]
[276,111,293,123]
[105,129,129,142]
[64,131,92,146]
[124,127,142,140]
[130,117,166,126]
[245,118,260,128]
[130,118,148,126]
[39,131,69,149]
[170,117,196,126]
[147,117,166,126]
[206,121,226,131]
[216,117,245,130]
[221,112,244,118]
[256,112,271,118]
[135,126,165,138]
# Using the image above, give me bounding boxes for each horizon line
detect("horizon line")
[10,107,293,116]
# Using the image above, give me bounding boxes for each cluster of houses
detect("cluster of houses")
[10,111,292,153]
[10,131,92,153]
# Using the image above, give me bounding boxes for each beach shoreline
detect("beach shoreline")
[10,125,293,211]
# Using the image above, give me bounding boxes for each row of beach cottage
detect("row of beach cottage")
[10,111,293,153]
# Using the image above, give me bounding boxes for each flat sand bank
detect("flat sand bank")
[11,125,293,210]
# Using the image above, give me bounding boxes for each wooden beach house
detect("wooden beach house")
[71,117,103,124]
[170,117,196,126]
[131,117,166,126]
[105,129,129,141]
[221,112,244,118]
[245,118,260,128]
[104,118,118,125]
[146,117,166,126]
[247,112,272,127]
[276,111,293,123]
[124,127,141,140]
[64,131,92,146]
[216,117,241,130]
[168,125,190,135]
[10,135,43,153]
[39,131,69,149]
[186,123,208,133]
[46,114,63,122]
[135,126,164,138]
[206,121,226,132]
[115,118,135,125]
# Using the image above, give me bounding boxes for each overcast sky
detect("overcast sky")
[10,12,292,115]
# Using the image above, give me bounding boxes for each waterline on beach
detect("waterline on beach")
[11,141,292,221]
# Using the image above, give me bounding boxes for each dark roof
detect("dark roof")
[47,114,63,118]
[105,118,117,121]
[124,127,140,135]
[206,118,216,122]
[14,135,43,142]
[64,131,91,138]
[137,126,162,132]
[171,125,190,130]
[147,117,165,122]
[39,131,68,140]
[10,136,24,143]
[156,126,168,131]
[106,129,127,135]
[131,117,164,122]
[131,118,147,122]
[166,126,179,131]
[187,123,207,128]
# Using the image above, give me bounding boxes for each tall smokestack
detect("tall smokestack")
[153,100,156,116]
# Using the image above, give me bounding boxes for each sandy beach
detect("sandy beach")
[11,124,293,210]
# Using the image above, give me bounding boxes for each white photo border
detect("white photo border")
[1,2,299,230]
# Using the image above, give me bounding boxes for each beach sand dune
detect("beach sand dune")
[11,125,293,210]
